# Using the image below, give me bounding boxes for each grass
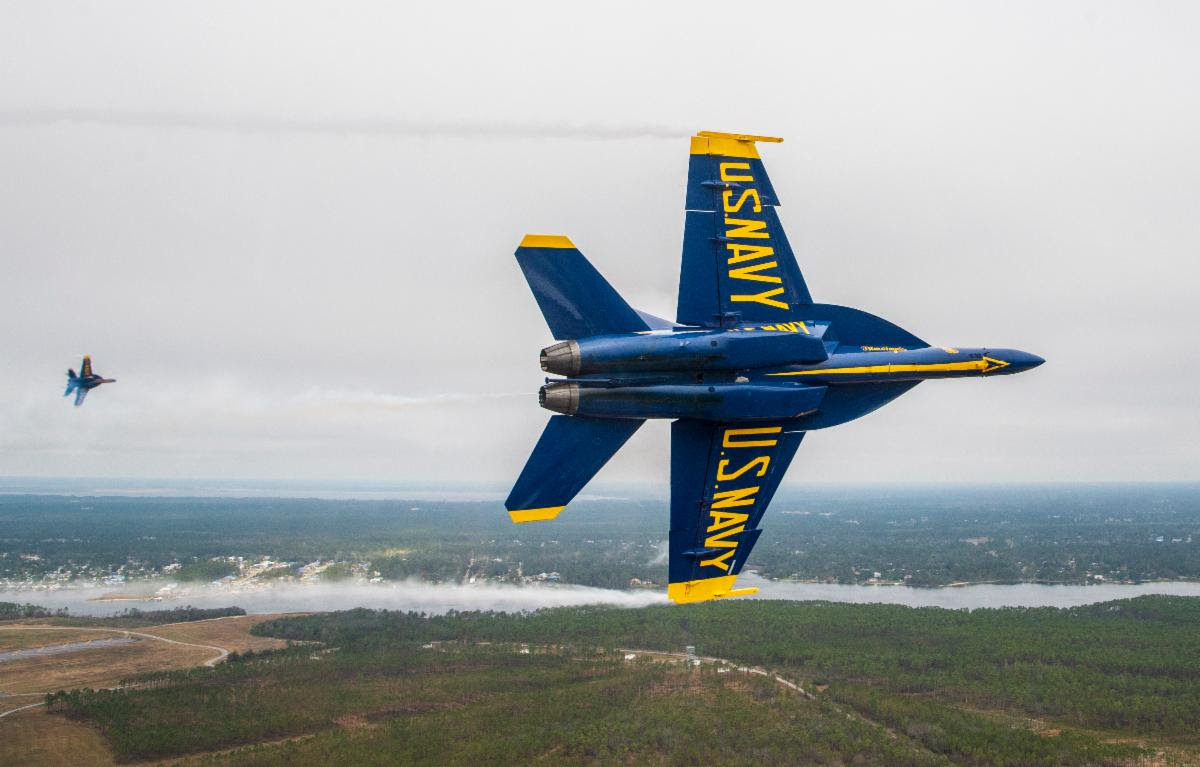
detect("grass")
[137,616,292,655]
[0,616,292,696]
[0,633,213,694]
[0,627,111,652]
[0,708,117,767]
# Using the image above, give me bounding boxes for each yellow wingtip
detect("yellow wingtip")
[667,575,759,604]
[508,505,566,523]
[519,234,575,249]
[690,131,783,159]
[697,130,784,143]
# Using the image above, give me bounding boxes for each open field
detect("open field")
[0,615,294,695]
[0,627,116,652]
[0,614,294,766]
[0,710,116,767]
[1,628,216,694]
[0,614,290,700]
[137,615,293,655]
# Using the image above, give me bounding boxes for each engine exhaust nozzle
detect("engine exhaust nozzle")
[540,340,581,376]
[539,382,579,415]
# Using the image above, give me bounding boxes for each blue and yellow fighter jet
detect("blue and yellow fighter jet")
[507,131,1043,604]
[64,355,115,407]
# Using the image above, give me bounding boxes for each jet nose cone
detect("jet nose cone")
[1005,350,1045,373]
[981,349,1044,374]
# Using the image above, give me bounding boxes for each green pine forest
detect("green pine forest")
[44,595,1200,765]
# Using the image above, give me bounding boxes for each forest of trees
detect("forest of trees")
[252,595,1200,738]
[43,595,1200,765]
[3,484,1198,588]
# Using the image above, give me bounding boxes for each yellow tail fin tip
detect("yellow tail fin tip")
[519,234,575,249]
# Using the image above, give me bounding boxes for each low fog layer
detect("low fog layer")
[8,575,1200,616]
[745,574,1200,609]
[0,579,668,617]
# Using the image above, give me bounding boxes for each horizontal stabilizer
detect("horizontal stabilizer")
[506,415,643,523]
[515,235,650,340]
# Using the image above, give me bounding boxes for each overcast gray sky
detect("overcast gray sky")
[1,1,1197,485]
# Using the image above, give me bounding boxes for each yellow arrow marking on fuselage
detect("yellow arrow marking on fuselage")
[766,356,1009,377]
[980,356,1009,373]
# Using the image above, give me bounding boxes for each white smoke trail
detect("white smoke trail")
[0,108,686,141]
[291,389,530,412]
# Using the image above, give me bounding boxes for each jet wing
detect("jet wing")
[677,131,813,327]
[74,387,88,407]
[80,355,92,377]
[668,419,804,603]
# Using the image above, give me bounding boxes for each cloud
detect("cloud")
[292,388,528,412]
[0,108,685,141]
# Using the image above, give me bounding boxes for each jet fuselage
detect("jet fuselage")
[537,327,1041,427]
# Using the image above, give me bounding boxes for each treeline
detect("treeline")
[103,605,245,625]
[0,601,69,619]
[253,595,1200,738]
[0,602,243,626]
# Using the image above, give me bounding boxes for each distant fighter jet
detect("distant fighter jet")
[506,131,1044,604]
[64,355,115,407]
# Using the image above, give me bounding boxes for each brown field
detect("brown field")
[138,614,293,655]
[0,627,111,652]
[0,710,116,767]
[0,616,292,695]
[1,631,214,694]
[0,614,295,766]
[1,693,45,716]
